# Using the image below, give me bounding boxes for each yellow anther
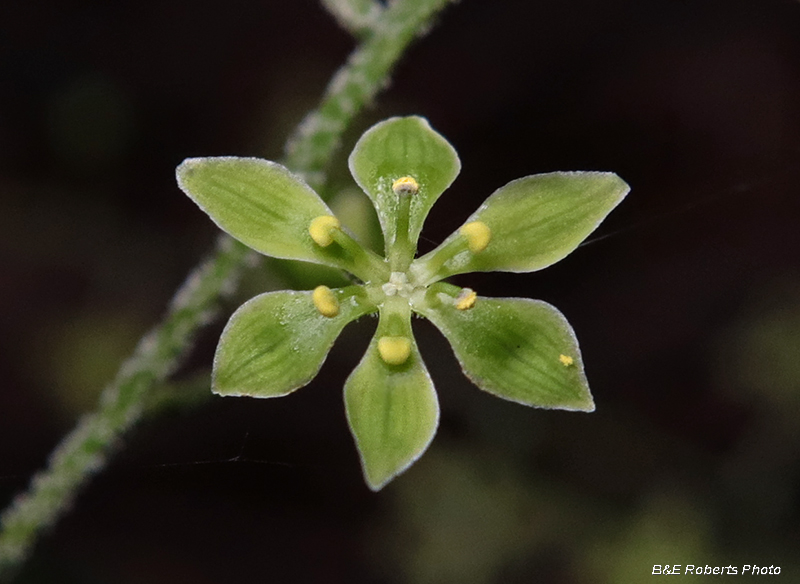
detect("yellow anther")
[312,285,340,318]
[378,336,412,366]
[392,176,419,196]
[455,288,477,310]
[309,215,341,247]
[459,221,491,253]
[559,354,574,367]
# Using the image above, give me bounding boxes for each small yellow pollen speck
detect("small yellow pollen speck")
[392,176,419,196]
[312,285,340,318]
[460,221,491,253]
[455,288,477,310]
[559,354,574,367]
[309,215,340,247]
[378,336,412,365]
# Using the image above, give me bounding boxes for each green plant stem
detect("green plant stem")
[320,0,384,37]
[0,235,253,579]
[0,0,455,578]
[285,0,456,191]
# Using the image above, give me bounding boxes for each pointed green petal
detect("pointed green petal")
[417,295,594,411]
[213,288,373,398]
[415,172,629,281]
[344,300,439,490]
[177,157,383,279]
[348,116,460,254]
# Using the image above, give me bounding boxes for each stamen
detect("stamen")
[392,176,419,196]
[455,288,477,310]
[388,178,417,271]
[459,221,491,254]
[309,215,341,247]
[312,285,340,317]
[559,354,574,367]
[378,336,412,365]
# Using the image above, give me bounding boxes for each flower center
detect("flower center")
[381,272,415,298]
[308,177,492,368]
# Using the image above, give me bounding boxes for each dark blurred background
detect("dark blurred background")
[2,0,800,582]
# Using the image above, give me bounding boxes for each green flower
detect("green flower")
[176,116,629,490]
